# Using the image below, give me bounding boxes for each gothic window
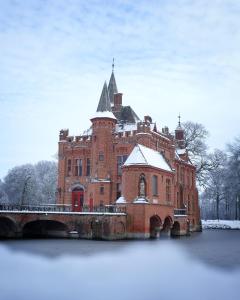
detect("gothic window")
[86,158,91,176]
[192,195,195,212]
[139,174,146,197]
[117,183,122,199]
[180,167,184,184]
[152,175,158,196]
[117,155,128,175]
[166,179,171,202]
[99,152,104,161]
[67,159,72,176]
[75,159,82,176]
[100,186,104,195]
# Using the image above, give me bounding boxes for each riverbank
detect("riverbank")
[202,220,240,229]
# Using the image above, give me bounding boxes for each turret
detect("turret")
[90,82,117,180]
[175,114,185,149]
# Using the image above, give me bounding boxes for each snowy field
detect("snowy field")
[202,220,240,230]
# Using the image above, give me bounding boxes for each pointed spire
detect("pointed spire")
[176,113,182,130]
[178,113,181,127]
[97,81,112,112]
[112,57,115,72]
[108,59,118,104]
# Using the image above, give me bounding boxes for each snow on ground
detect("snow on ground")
[202,220,240,230]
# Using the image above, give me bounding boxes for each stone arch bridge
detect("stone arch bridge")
[0,205,188,240]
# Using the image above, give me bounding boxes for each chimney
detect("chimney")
[113,93,122,112]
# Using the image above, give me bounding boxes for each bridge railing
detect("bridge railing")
[0,204,126,214]
[174,209,187,216]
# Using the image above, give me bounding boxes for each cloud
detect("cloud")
[0,0,240,177]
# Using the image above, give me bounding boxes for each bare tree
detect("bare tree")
[182,121,209,186]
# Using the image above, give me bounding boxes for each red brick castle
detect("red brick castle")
[57,66,201,238]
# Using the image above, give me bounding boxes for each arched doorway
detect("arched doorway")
[171,221,181,236]
[0,217,17,238]
[72,187,84,212]
[161,216,172,237]
[22,220,68,238]
[150,215,162,239]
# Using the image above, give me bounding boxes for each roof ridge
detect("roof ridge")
[137,144,148,165]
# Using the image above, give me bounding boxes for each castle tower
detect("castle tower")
[90,82,117,205]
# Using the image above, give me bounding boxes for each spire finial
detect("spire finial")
[178,113,181,127]
[112,58,115,72]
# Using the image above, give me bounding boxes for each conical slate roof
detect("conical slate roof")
[92,81,116,120]
[108,71,118,104]
[97,81,112,112]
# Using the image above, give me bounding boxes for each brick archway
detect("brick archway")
[22,220,69,238]
[161,216,173,236]
[0,216,17,238]
[150,215,162,239]
[171,221,181,236]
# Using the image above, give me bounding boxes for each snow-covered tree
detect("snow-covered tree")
[0,179,8,203]
[202,150,227,220]
[1,161,57,206]
[3,164,37,205]
[35,161,57,204]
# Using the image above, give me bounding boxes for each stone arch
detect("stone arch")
[114,221,125,237]
[22,220,69,238]
[0,216,17,238]
[150,215,162,239]
[161,216,173,236]
[90,219,103,240]
[69,183,85,192]
[171,221,181,236]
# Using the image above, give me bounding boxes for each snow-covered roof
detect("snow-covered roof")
[176,148,186,155]
[124,144,173,172]
[115,123,137,133]
[91,111,117,120]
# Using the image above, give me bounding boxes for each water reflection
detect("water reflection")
[0,230,240,300]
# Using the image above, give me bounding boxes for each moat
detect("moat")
[0,230,239,300]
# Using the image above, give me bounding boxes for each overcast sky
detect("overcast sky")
[0,0,240,179]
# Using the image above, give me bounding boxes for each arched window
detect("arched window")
[166,179,171,202]
[152,175,158,196]
[139,174,146,197]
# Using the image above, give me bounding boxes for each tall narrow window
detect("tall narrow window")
[100,186,104,195]
[152,175,158,196]
[180,167,184,184]
[99,152,104,161]
[86,158,91,176]
[117,155,128,175]
[166,179,171,202]
[75,159,82,176]
[67,159,72,176]
[117,183,122,199]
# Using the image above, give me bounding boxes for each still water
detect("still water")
[0,230,240,300]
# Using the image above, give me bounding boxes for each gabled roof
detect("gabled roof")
[124,144,173,172]
[108,71,118,104]
[113,106,140,123]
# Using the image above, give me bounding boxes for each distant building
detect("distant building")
[57,67,201,238]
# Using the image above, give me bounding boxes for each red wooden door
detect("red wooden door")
[72,190,84,212]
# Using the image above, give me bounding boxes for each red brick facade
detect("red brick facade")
[57,71,201,238]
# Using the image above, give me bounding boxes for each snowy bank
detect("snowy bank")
[202,220,240,230]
